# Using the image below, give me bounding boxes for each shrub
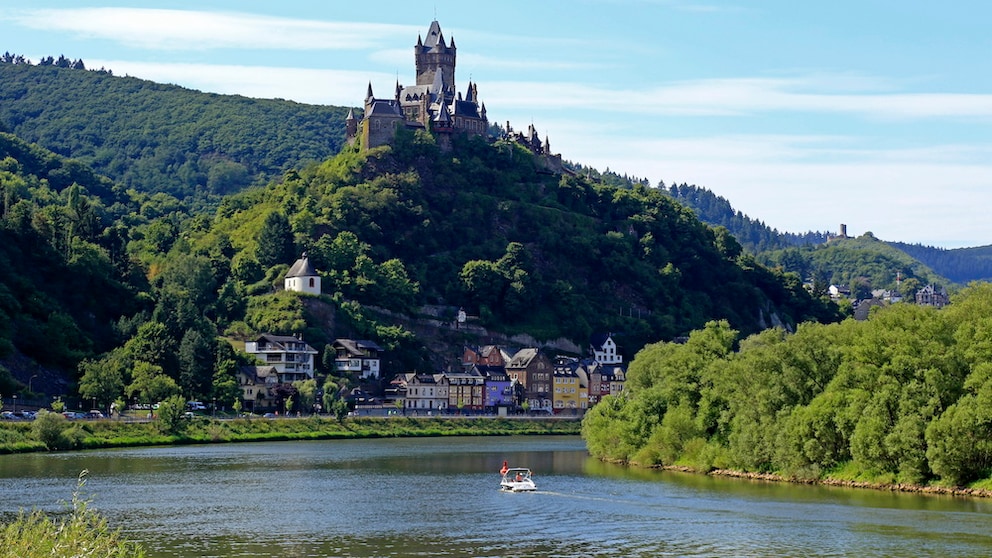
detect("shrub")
[0,471,146,557]
[31,410,69,450]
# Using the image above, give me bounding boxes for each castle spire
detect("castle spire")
[366,82,374,101]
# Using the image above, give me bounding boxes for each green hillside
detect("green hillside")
[759,234,949,298]
[0,60,348,200]
[668,181,960,288]
[0,126,841,406]
[888,242,992,284]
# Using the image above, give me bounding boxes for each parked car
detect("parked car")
[187,401,207,411]
[85,410,104,419]
[1,411,16,420]
[62,411,86,420]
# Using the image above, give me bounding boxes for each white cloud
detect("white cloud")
[5,8,414,51]
[484,77,992,119]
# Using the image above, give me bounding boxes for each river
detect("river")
[1,436,991,557]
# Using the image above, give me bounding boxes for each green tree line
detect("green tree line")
[582,283,992,488]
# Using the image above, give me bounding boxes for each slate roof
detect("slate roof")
[286,253,317,278]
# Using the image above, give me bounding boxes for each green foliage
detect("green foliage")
[256,211,296,269]
[31,409,71,450]
[0,62,347,199]
[245,291,306,334]
[126,361,180,406]
[0,472,146,557]
[155,394,189,435]
[760,235,948,294]
[582,284,992,487]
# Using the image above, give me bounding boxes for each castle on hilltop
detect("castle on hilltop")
[347,20,563,170]
[347,20,488,151]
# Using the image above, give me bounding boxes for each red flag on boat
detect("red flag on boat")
[499,460,508,475]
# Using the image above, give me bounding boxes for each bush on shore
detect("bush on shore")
[0,471,146,558]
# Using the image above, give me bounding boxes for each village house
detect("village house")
[395,372,448,413]
[590,333,623,365]
[331,338,384,379]
[551,358,583,414]
[236,365,279,413]
[506,348,554,414]
[462,344,512,367]
[244,334,318,381]
[444,366,485,412]
[472,364,513,412]
[916,284,950,308]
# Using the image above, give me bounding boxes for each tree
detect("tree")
[156,394,189,435]
[256,211,295,268]
[126,361,180,406]
[78,356,125,411]
[177,328,214,399]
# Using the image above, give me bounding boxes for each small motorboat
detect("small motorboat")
[499,462,537,492]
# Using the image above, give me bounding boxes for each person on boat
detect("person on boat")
[515,472,523,482]
[500,461,508,476]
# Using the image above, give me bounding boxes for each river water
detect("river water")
[1,435,991,557]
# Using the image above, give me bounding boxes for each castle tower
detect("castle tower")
[345,107,357,145]
[416,20,456,95]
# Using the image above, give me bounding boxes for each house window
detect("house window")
[309,278,315,288]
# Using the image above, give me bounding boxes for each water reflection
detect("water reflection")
[1,436,991,557]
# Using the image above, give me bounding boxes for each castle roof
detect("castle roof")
[366,98,403,117]
[423,20,447,49]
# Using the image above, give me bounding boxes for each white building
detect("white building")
[284,252,321,295]
[331,339,384,379]
[244,334,318,381]
[591,333,622,365]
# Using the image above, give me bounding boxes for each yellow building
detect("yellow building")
[552,362,581,414]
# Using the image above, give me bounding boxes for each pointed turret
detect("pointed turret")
[366,82,374,101]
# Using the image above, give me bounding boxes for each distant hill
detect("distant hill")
[887,242,992,284]
[665,181,980,288]
[665,182,830,252]
[0,59,348,200]
[759,234,948,298]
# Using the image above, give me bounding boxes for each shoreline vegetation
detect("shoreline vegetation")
[661,465,992,499]
[0,415,582,454]
[581,285,992,501]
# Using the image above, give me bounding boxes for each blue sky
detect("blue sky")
[1,1,991,247]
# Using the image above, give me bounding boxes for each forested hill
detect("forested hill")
[665,183,830,252]
[887,242,992,284]
[0,59,348,200]
[0,127,843,400]
[666,182,987,285]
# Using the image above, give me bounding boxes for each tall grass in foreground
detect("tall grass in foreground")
[0,470,145,558]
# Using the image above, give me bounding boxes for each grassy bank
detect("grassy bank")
[0,415,582,454]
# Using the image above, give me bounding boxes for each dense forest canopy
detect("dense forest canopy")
[0,59,348,201]
[581,283,992,487]
[759,234,949,299]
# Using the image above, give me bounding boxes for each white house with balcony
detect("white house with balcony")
[244,333,318,381]
[331,339,384,379]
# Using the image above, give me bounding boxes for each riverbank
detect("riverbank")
[0,415,582,454]
[659,464,992,499]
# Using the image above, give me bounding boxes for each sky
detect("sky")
[1,1,991,248]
